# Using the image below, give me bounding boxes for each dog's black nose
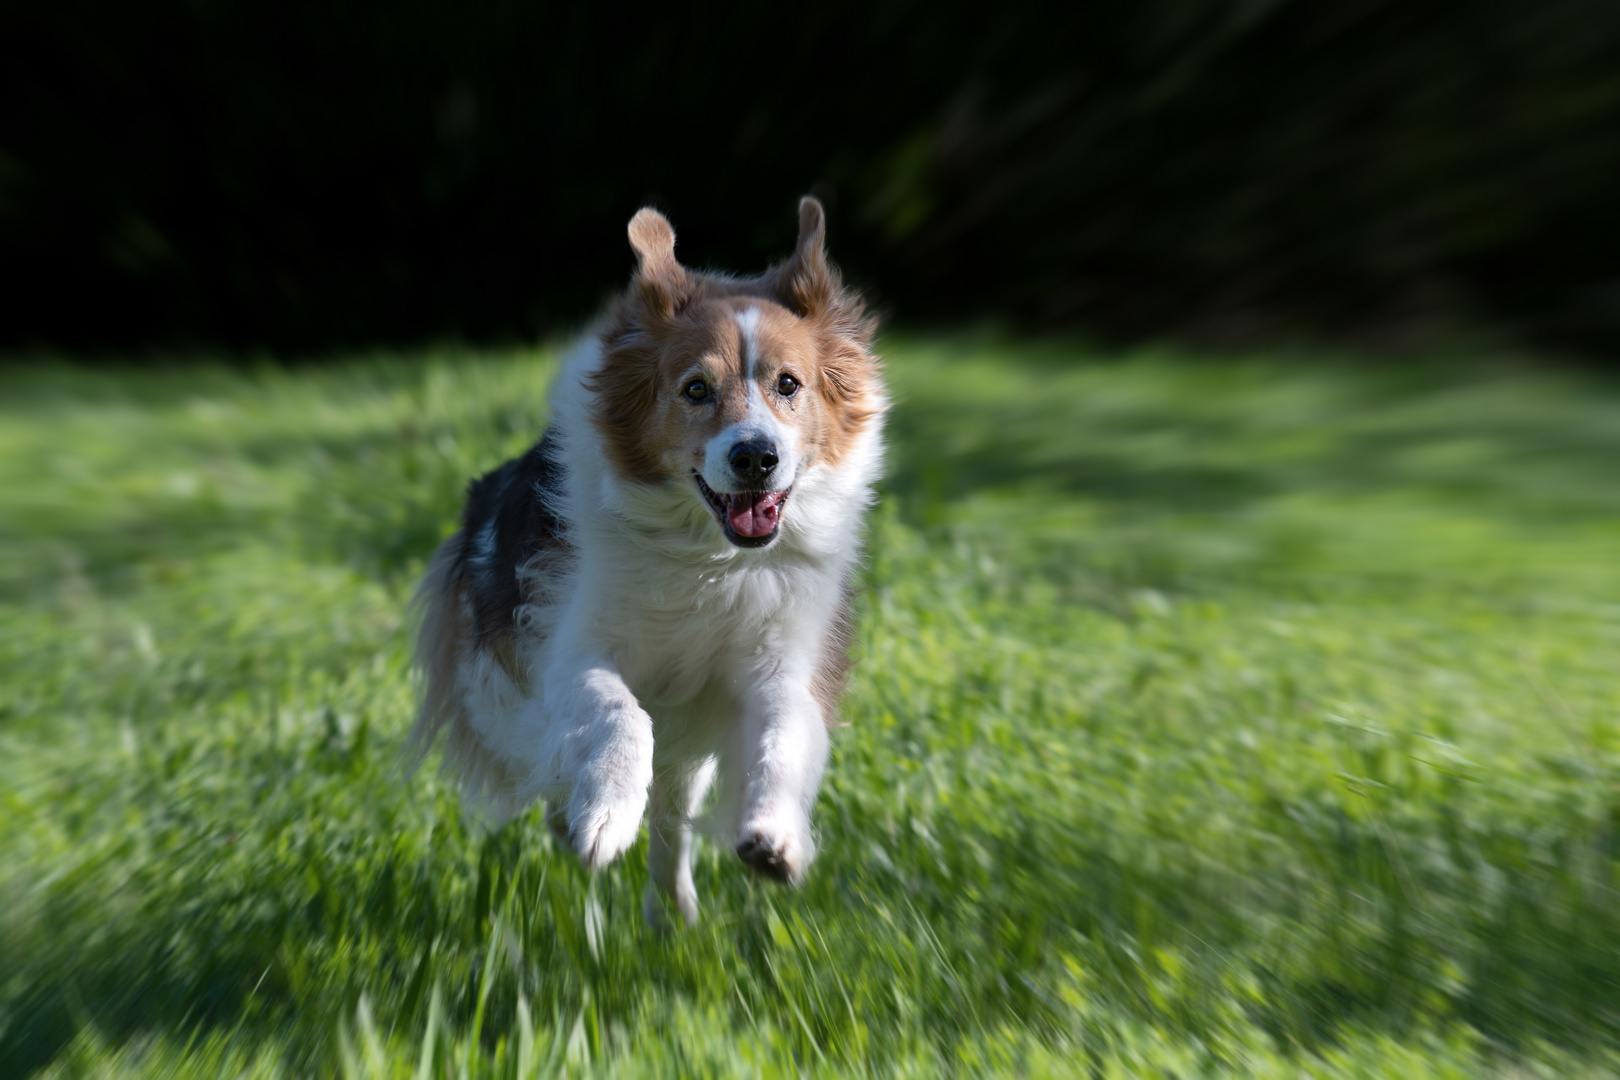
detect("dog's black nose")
[728,438,778,483]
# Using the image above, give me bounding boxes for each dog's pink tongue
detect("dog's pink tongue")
[727,491,785,537]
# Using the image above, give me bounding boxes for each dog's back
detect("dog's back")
[410,434,569,812]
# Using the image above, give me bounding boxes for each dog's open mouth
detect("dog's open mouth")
[695,474,789,547]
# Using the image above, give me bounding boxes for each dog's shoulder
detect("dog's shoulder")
[458,431,569,649]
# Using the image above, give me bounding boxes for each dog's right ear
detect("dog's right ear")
[627,208,688,319]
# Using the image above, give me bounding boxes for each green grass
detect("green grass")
[3,338,1619,1077]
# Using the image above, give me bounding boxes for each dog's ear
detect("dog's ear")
[780,196,836,318]
[627,207,688,319]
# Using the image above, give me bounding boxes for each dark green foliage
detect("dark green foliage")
[4,2,1620,352]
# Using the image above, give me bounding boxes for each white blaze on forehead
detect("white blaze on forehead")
[735,307,762,379]
[739,308,780,430]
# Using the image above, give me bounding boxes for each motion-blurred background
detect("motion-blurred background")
[6,0,1619,354]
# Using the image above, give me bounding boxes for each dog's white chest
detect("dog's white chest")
[602,561,805,706]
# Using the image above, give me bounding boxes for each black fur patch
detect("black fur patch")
[736,833,794,883]
[456,432,568,655]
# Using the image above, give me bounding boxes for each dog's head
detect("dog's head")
[589,197,882,549]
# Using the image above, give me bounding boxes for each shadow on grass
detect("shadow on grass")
[883,380,1620,530]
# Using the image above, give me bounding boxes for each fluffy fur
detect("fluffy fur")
[411,197,885,927]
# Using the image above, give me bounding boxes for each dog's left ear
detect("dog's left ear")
[780,196,836,318]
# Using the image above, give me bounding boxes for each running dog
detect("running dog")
[411,197,885,926]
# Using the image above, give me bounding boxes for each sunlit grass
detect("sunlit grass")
[2,339,1618,1076]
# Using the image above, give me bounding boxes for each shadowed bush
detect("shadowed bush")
[4,2,1620,353]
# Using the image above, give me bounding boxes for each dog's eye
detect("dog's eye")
[776,373,800,398]
[682,380,709,403]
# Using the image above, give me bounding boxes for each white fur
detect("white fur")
[736,306,762,375]
[428,336,884,926]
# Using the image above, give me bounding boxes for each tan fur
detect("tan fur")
[408,534,465,767]
[810,585,858,725]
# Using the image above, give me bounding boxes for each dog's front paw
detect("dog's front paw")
[735,815,814,885]
[566,779,648,871]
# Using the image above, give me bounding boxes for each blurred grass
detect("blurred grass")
[2,338,1619,1077]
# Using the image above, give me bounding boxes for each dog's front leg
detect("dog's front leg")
[729,676,829,885]
[542,659,654,871]
[643,757,716,929]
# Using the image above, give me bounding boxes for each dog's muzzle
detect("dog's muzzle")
[695,473,789,548]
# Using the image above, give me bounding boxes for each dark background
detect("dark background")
[5,0,1619,355]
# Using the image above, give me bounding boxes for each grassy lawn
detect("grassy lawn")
[2,338,1619,1077]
